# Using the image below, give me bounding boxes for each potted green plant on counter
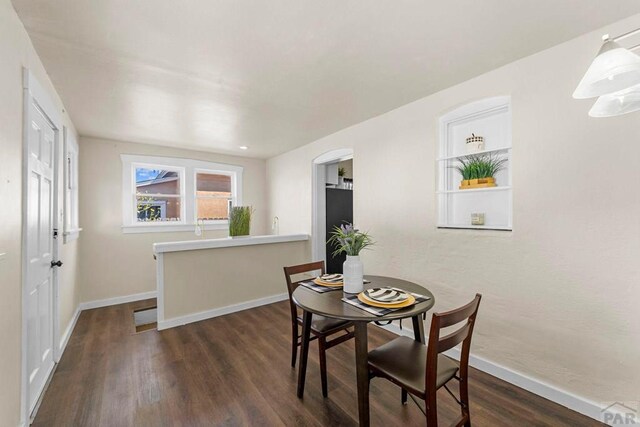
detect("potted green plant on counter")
[229,206,254,237]
[327,223,374,293]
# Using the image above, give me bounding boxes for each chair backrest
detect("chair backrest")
[283,261,325,319]
[425,294,482,390]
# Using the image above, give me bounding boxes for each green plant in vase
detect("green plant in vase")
[229,206,253,237]
[327,223,374,293]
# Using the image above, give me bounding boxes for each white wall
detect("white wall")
[0,0,81,424]
[78,136,269,303]
[267,14,640,406]
[161,240,310,323]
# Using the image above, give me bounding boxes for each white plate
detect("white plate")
[362,287,409,304]
[318,274,343,283]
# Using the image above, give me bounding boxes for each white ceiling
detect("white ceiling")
[12,1,640,158]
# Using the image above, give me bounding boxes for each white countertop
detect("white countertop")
[153,233,309,254]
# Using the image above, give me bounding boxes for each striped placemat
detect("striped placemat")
[300,281,341,293]
[342,290,431,316]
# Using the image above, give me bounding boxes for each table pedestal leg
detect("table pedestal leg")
[412,314,426,343]
[354,321,370,427]
[297,310,312,398]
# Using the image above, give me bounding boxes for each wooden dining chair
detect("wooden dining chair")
[283,261,355,397]
[368,294,482,426]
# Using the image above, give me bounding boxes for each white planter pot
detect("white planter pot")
[343,255,364,294]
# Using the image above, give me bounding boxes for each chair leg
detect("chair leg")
[318,336,328,397]
[291,323,298,368]
[425,393,438,426]
[460,377,471,427]
[401,388,408,405]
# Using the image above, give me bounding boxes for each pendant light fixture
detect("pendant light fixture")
[588,83,640,117]
[574,27,640,117]
[573,36,640,99]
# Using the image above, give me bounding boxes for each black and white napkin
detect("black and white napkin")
[300,281,341,293]
[342,290,431,316]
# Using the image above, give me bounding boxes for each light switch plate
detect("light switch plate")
[0,253,6,262]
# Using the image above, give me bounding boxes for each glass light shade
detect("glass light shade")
[573,39,640,99]
[589,84,640,117]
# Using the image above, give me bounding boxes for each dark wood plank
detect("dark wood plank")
[32,299,604,427]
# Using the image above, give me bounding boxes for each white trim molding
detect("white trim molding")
[57,307,81,361]
[79,291,158,311]
[153,233,309,254]
[155,253,165,324]
[63,127,81,243]
[122,223,227,234]
[311,148,354,262]
[22,69,62,126]
[374,322,622,426]
[158,293,288,330]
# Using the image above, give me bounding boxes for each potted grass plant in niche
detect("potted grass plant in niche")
[327,223,374,293]
[454,153,507,189]
[229,206,253,237]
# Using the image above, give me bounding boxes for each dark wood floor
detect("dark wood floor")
[33,299,602,426]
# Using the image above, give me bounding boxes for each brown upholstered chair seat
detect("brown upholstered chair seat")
[368,336,459,397]
[296,315,351,334]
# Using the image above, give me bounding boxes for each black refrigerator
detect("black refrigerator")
[325,188,353,274]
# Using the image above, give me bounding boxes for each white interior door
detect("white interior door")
[25,98,56,413]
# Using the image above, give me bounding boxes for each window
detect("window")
[121,155,243,233]
[63,128,81,242]
[196,172,232,221]
[135,166,184,223]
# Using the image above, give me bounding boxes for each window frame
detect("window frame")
[121,154,243,234]
[63,128,81,243]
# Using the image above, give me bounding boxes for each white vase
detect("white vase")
[343,255,364,294]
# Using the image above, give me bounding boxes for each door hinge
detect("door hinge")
[53,228,59,239]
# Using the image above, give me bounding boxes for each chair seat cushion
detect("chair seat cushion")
[297,315,351,333]
[368,336,459,395]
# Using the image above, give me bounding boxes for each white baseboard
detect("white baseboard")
[57,307,81,359]
[79,291,157,311]
[373,322,620,426]
[158,293,289,330]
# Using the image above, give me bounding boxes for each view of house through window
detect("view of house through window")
[196,172,232,221]
[135,167,182,222]
[122,154,242,231]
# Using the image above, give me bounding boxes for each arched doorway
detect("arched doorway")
[311,148,354,269]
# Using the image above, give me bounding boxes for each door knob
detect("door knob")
[51,260,63,268]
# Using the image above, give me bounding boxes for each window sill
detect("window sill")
[153,233,310,254]
[122,223,228,234]
[63,228,82,243]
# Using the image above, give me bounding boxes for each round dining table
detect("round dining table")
[291,275,435,427]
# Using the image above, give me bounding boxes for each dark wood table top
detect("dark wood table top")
[291,275,435,322]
